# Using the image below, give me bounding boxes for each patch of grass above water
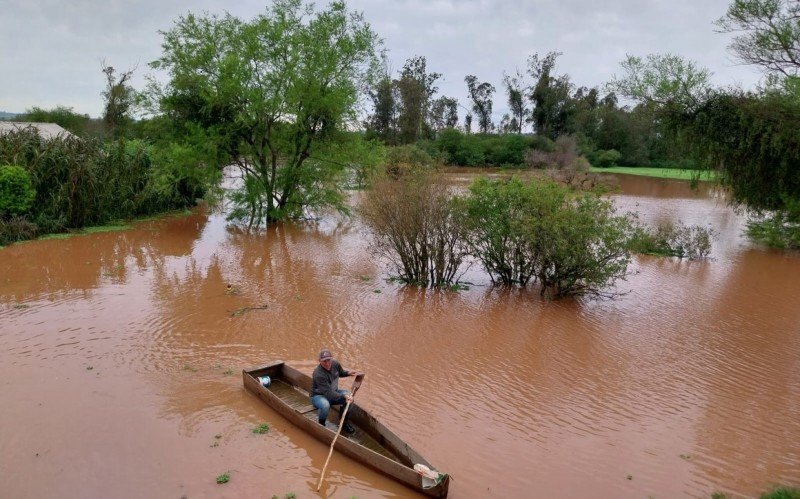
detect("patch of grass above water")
[35,224,131,242]
[252,423,270,434]
[712,487,800,499]
[4,209,196,247]
[590,166,717,181]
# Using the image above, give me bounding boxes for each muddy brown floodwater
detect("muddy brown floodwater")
[1,172,799,498]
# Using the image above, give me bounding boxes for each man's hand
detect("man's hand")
[348,369,363,377]
[345,393,353,403]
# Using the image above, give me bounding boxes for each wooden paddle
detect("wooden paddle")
[316,372,365,491]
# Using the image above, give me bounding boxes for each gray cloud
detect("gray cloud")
[0,0,761,119]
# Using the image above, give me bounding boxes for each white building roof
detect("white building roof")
[0,122,75,140]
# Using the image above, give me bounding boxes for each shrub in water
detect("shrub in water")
[629,221,716,259]
[361,169,468,287]
[461,176,635,298]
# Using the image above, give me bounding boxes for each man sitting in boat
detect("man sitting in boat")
[311,348,361,434]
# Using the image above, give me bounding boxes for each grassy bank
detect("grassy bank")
[590,166,717,181]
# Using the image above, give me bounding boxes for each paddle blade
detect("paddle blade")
[351,373,365,395]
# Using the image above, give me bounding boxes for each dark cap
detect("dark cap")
[319,348,333,361]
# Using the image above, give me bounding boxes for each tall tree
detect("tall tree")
[429,96,459,133]
[502,70,529,134]
[101,61,136,138]
[396,74,424,144]
[527,51,573,139]
[396,56,441,143]
[464,75,495,133]
[367,72,398,144]
[150,0,379,225]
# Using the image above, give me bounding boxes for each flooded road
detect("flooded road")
[1,173,799,498]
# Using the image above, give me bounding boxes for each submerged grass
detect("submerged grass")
[590,166,716,181]
[1,208,195,249]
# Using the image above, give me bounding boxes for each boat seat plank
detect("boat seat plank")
[298,404,317,415]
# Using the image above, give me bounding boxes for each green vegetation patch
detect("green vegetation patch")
[252,423,270,434]
[713,487,800,499]
[83,224,132,234]
[216,471,230,484]
[590,166,716,181]
[37,223,132,241]
[761,487,800,499]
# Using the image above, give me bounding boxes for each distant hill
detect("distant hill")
[0,111,18,120]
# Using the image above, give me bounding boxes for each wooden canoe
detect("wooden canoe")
[243,361,450,497]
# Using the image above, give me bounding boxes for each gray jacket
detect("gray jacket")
[311,360,350,402]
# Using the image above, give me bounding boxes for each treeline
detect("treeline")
[362,0,800,249]
[364,52,684,170]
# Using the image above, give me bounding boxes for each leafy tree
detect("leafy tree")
[367,73,398,144]
[101,61,136,138]
[150,0,379,225]
[464,75,495,133]
[429,96,459,134]
[527,51,574,139]
[396,56,441,143]
[464,112,473,134]
[503,70,529,133]
[684,91,800,211]
[715,0,800,79]
[396,73,425,144]
[607,53,712,110]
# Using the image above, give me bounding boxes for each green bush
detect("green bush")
[461,176,635,298]
[594,149,622,168]
[385,144,434,168]
[629,221,717,259]
[0,129,214,241]
[529,134,555,152]
[533,193,633,298]
[760,487,800,499]
[746,198,800,249]
[0,164,36,215]
[461,177,545,285]
[486,134,529,166]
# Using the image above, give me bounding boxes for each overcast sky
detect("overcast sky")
[0,0,763,121]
